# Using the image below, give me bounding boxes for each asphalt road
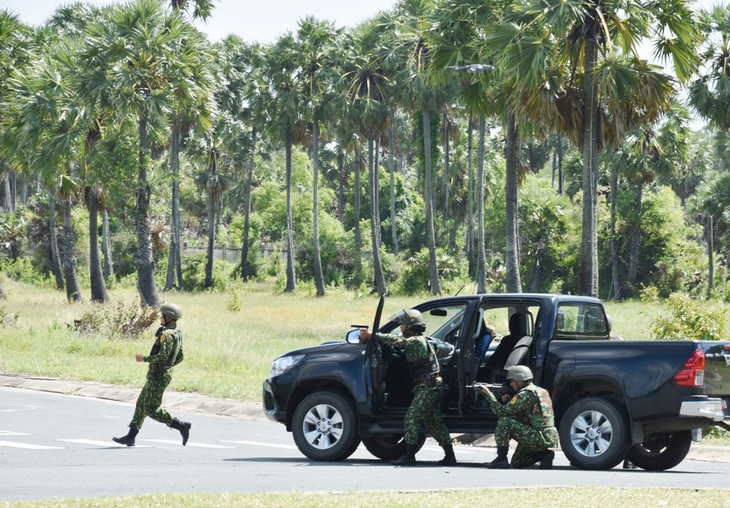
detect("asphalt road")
[2,381,730,501]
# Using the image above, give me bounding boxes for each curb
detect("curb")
[2,373,729,464]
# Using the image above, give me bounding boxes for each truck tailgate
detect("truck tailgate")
[701,341,730,404]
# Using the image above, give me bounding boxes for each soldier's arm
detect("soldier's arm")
[491,390,534,417]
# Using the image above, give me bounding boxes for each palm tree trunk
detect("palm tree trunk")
[476,114,488,293]
[579,36,600,297]
[353,144,362,284]
[442,111,450,224]
[135,115,160,307]
[48,189,65,290]
[312,120,325,296]
[241,126,256,281]
[337,151,346,224]
[166,119,182,290]
[284,130,296,292]
[557,136,564,195]
[467,113,475,278]
[369,138,386,296]
[626,181,643,294]
[389,127,399,256]
[204,151,217,289]
[102,208,114,282]
[707,215,714,300]
[60,198,82,302]
[423,111,441,295]
[609,166,622,300]
[88,188,109,303]
[505,113,522,293]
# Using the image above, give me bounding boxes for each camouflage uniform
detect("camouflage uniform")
[374,332,451,447]
[483,381,558,467]
[130,323,184,431]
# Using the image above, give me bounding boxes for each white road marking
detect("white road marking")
[0,430,28,436]
[142,439,233,449]
[59,439,148,448]
[0,440,63,450]
[221,440,298,450]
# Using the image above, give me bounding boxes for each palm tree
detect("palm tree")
[297,17,343,297]
[385,0,463,296]
[218,38,269,283]
[428,0,500,292]
[689,5,730,132]
[263,33,305,292]
[343,21,391,295]
[0,11,33,297]
[494,0,700,296]
[83,0,209,305]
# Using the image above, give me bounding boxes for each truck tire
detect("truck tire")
[626,430,692,471]
[559,397,631,470]
[292,391,361,461]
[362,434,426,461]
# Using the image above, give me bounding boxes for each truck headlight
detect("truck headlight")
[270,354,304,376]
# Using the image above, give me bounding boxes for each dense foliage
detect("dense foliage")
[0,0,729,307]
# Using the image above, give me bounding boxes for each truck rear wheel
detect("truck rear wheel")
[559,397,630,470]
[362,434,426,461]
[627,430,692,471]
[292,391,360,461]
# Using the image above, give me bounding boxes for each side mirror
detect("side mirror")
[345,328,363,344]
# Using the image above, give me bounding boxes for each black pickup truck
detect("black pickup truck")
[263,293,730,470]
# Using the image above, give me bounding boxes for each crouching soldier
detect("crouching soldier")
[475,365,558,469]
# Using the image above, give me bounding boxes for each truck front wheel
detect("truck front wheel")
[292,391,361,461]
[627,430,692,471]
[559,397,630,470]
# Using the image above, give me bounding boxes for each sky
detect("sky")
[1,0,727,44]
[0,0,399,43]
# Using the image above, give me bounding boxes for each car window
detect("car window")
[555,302,609,339]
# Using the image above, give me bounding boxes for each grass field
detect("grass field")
[0,278,707,400]
[1,487,729,508]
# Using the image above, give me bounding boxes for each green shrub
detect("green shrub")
[75,300,158,339]
[648,292,728,341]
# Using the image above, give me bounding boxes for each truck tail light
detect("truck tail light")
[674,349,705,387]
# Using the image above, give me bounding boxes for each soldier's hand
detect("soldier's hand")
[359,329,372,341]
[135,354,144,362]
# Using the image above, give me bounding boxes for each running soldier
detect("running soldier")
[113,303,191,447]
[359,308,456,466]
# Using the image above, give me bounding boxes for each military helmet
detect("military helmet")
[160,302,182,321]
[391,308,425,333]
[505,365,533,382]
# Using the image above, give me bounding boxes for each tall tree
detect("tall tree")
[264,33,305,292]
[343,20,391,295]
[84,0,209,305]
[297,17,342,296]
[496,0,700,296]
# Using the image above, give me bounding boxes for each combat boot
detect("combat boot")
[170,417,192,446]
[392,444,417,466]
[539,449,555,469]
[438,442,457,466]
[487,446,510,469]
[112,426,139,447]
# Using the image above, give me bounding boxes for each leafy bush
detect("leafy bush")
[647,292,728,341]
[75,300,158,339]
[394,247,462,295]
[0,306,18,327]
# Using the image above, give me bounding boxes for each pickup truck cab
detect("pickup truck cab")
[263,293,730,470]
